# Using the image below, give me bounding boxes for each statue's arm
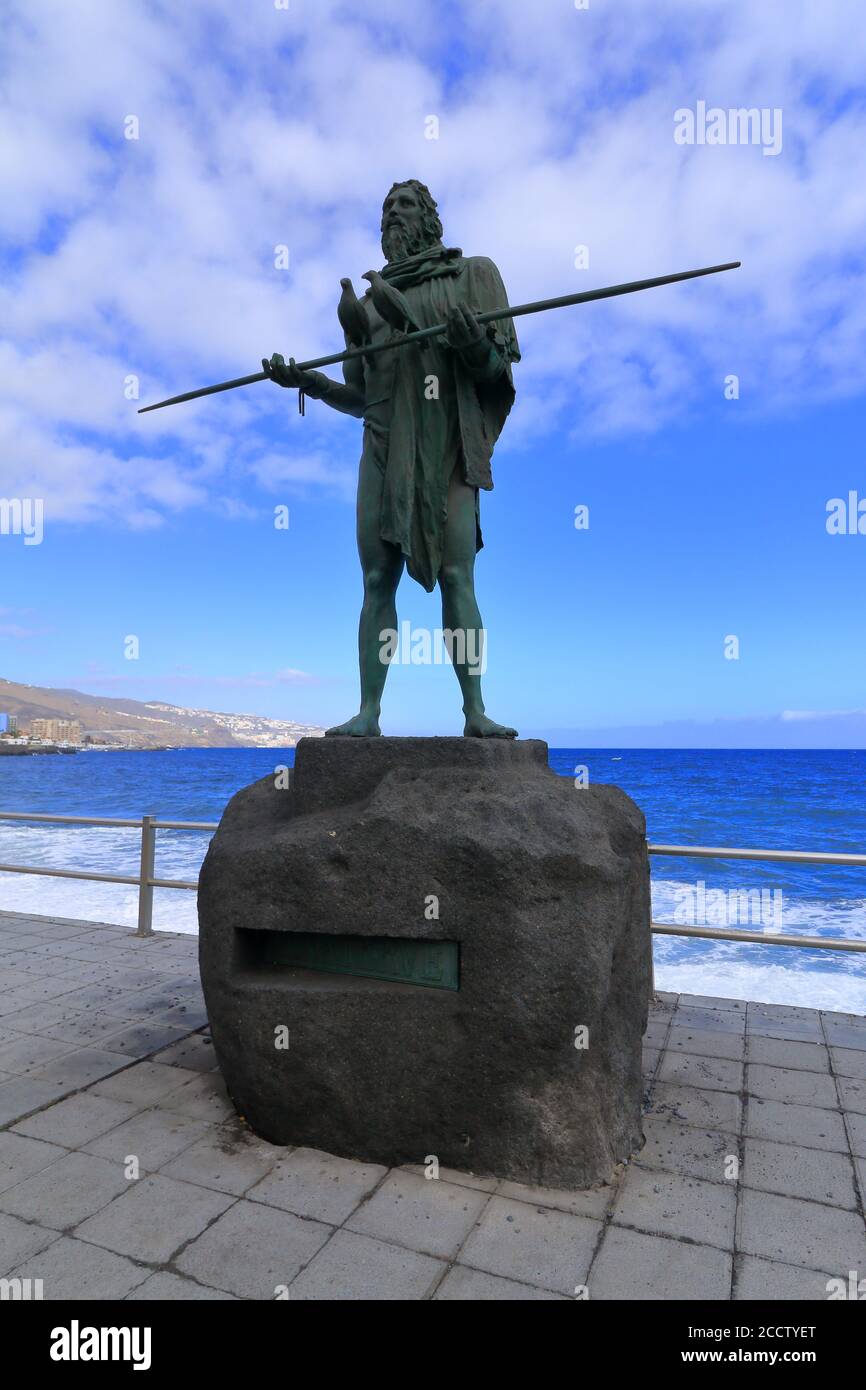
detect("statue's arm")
[455,330,508,384]
[262,353,366,418]
[445,303,507,384]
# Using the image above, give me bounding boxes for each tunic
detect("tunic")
[347,247,520,591]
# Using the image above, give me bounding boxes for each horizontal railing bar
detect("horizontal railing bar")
[0,863,198,890]
[0,811,143,828]
[152,820,218,831]
[652,921,866,952]
[648,844,866,866]
[0,811,217,831]
[0,862,142,886]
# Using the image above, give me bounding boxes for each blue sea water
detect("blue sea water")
[1,746,864,1012]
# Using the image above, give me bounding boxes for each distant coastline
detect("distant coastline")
[0,744,77,756]
[0,675,324,751]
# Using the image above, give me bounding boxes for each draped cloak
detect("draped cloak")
[350,246,520,592]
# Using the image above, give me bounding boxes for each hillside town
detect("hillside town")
[0,686,325,752]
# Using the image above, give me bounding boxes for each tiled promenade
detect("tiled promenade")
[1,909,865,1300]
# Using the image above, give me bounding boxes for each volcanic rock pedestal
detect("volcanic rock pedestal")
[198,737,652,1189]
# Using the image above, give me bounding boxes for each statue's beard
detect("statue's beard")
[381,218,435,263]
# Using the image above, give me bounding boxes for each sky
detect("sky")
[1,0,865,744]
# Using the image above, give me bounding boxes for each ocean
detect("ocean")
[1,746,864,1012]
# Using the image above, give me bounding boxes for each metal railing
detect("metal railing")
[0,810,864,950]
[648,842,866,954]
[0,811,218,936]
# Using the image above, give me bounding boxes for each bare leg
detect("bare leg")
[439,468,517,738]
[326,453,403,736]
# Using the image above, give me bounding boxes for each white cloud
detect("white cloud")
[2,0,865,525]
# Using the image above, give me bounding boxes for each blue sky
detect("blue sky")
[2,0,865,744]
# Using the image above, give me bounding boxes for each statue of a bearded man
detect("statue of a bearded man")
[264,179,520,737]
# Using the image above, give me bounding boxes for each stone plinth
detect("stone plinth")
[198,737,652,1188]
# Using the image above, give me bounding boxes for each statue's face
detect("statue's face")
[381,184,429,261]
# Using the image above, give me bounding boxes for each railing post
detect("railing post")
[137,815,156,937]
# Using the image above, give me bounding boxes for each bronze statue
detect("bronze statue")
[263,180,521,738]
[138,189,738,739]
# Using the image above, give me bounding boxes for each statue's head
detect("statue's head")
[380,180,443,262]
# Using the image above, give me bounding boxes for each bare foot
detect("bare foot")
[463,713,518,739]
[325,711,381,737]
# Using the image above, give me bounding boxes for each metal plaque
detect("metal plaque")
[252,931,459,990]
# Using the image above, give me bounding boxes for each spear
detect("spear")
[137,260,740,414]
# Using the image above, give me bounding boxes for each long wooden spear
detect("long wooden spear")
[137,260,740,414]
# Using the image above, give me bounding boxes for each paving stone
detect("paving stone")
[126,1271,237,1300]
[289,1228,445,1300]
[742,1138,857,1210]
[657,1050,743,1094]
[0,1132,67,1193]
[734,1255,837,1301]
[176,1198,330,1298]
[0,1212,58,1274]
[0,1075,72,1125]
[0,1151,130,1229]
[249,1146,385,1221]
[75,1173,234,1264]
[745,1098,848,1152]
[634,1118,736,1185]
[8,1234,150,1300]
[746,1063,839,1109]
[84,1108,213,1170]
[346,1170,488,1260]
[41,962,113,984]
[737,1187,866,1276]
[58,983,140,1014]
[101,986,192,1018]
[151,1033,218,1072]
[747,1036,829,1072]
[155,1072,234,1122]
[12,1093,139,1148]
[150,1003,209,1030]
[832,1047,866,1080]
[822,1016,866,1050]
[611,1165,736,1249]
[647,1082,742,1134]
[753,1003,823,1024]
[457,1195,601,1296]
[400,1163,498,1192]
[496,1177,614,1221]
[678,994,746,1014]
[589,1224,731,1300]
[434,1264,568,1300]
[0,1033,75,1075]
[666,1027,745,1061]
[5,976,85,1004]
[643,1019,670,1048]
[847,1112,866,1159]
[7,1004,127,1044]
[747,1011,824,1043]
[837,1077,866,1116]
[642,1046,661,1076]
[160,1122,281,1196]
[675,1006,745,1035]
[100,1021,195,1058]
[90,1060,201,1108]
[30,1047,129,1089]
